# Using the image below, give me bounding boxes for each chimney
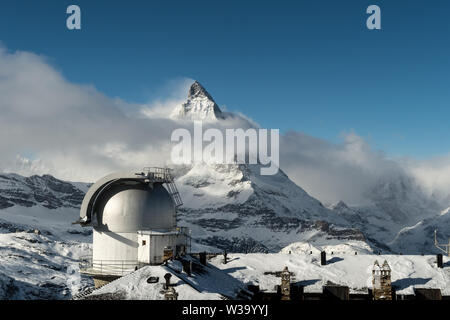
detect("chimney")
[182,260,192,276]
[164,273,172,289]
[437,254,443,268]
[321,251,326,265]
[199,252,207,265]
[372,260,392,300]
[280,266,291,300]
[164,286,178,300]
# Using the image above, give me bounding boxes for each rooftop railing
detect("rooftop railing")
[79,256,146,276]
[141,167,183,208]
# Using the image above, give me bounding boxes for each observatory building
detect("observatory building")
[75,168,189,287]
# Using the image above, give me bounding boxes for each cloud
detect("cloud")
[0,47,257,182]
[404,155,450,200]
[0,46,181,181]
[139,78,194,119]
[279,131,406,205]
[0,45,449,207]
[279,130,450,207]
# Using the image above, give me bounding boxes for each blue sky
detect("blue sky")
[0,0,449,159]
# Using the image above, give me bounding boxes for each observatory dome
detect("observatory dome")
[94,182,176,232]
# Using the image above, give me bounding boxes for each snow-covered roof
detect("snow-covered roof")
[86,259,249,300]
[210,253,450,295]
[83,253,450,300]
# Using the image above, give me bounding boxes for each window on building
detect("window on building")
[142,240,146,246]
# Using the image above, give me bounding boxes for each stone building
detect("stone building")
[372,260,392,300]
[280,266,291,300]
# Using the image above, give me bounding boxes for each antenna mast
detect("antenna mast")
[434,230,450,256]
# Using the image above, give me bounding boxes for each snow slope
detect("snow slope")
[329,173,450,254]
[0,209,93,299]
[0,174,93,299]
[176,162,368,253]
[389,209,450,254]
[280,241,373,255]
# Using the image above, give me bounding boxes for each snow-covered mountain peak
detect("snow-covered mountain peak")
[171,81,224,121]
[173,161,369,252]
[330,200,350,211]
[188,81,214,100]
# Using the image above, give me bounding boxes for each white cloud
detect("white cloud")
[279,131,402,205]
[0,47,256,182]
[0,46,181,181]
[140,99,185,119]
[404,155,450,200]
[279,131,450,207]
[0,45,449,207]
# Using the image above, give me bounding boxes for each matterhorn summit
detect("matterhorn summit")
[172,81,225,121]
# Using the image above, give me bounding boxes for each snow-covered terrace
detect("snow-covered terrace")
[85,259,250,300]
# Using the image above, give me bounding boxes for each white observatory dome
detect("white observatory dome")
[77,170,187,276]
[77,170,182,233]
[94,182,176,232]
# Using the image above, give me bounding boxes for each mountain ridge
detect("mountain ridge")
[0,81,448,255]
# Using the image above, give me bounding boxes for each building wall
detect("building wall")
[137,233,151,264]
[135,232,188,265]
[372,273,392,300]
[149,233,186,264]
[93,229,187,270]
[93,229,138,262]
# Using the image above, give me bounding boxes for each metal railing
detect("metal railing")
[142,167,183,208]
[79,256,146,276]
[142,167,171,182]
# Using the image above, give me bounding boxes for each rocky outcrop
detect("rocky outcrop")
[0,173,88,209]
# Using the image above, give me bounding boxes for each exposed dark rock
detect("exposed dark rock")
[0,173,87,210]
[195,218,243,231]
[227,190,240,198]
[198,236,269,253]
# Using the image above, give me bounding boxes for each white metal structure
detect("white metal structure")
[434,229,450,256]
[76,168,188,276]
